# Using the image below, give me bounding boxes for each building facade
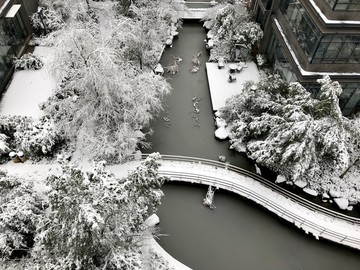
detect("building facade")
[250,0,360,115]
[0,0,38,95]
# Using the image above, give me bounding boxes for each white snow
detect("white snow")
[145,213,160,227]
[206,61,260,110]
[333,198,349,210]
[274,19,360,77]
[329,189,341,198]
[0,0,11,14]
[303,188,318,197]
[294,180,307,189]
[215,117,226,128]
[214,126,229,140]
[275,175,286,184]
[0,46,55,118]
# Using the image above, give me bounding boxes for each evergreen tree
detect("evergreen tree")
[32,153,168,269]
[219,75,360,199]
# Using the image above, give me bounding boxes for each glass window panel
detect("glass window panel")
[335,4,349,10]
[338,42,356,60]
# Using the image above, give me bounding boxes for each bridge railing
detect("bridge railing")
[159,170,360,249]
[141,154,360,225]
[185,2,214,8]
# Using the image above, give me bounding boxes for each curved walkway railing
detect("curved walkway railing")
[141,154,360,250]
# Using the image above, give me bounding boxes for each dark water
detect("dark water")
[143,21,254,171]
[157,183,360,270]
[145,21,360,269]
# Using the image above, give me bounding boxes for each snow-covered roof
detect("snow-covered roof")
[5,4,20,18]
[274,19,360,78]
[0,0,10,15]
[309,0,360,25]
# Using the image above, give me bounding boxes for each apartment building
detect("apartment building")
[250,0,360,115]
[0,0,38,95]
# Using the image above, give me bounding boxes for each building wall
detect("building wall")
[0,0,38,96]
[250,0,360,115]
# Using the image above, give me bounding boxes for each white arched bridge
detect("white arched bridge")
[140,154,360,251]
[178,0,215,19]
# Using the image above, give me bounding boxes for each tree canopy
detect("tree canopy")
[202,1,263,61]
[35,0,177,162]
[219,75,360,202]
[32,153,168,269]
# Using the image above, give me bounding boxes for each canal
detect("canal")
[145,21,360,269]
[143,20,254,171]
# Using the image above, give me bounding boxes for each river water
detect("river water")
[143,21,254,171]
[145,21,360,269]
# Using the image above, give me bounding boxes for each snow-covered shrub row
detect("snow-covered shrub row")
[218,74,360,204]
[14,53,44,71]
[31,6,65,36]
[29,153,168,269]
[0,116,64,161]
[0,170,45,259]
[202,3,263,62]
[14,117,63,159]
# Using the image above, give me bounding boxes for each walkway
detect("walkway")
[136,155,360,251]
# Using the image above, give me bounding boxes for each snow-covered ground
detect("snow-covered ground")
[0,46,55,119]
[206,61,260,111]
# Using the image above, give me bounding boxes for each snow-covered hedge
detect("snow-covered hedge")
[202,3,263,62]
[14,53,44,71]
[0,171,44,259]
[14,117,63,159]
[0,116,64,161]
[31,7,65,36]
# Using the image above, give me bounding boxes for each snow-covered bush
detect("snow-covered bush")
[202,3,263,61]
[14,117,63,159]
[0,171,44,259]
[14,53,44,71]
[0,116,30,140]
[31,7,65,36]
[0,116,30,163]
[148,249,175,270]
[32,153,168,269]
[256,54,267,67]
[0,134,10,155]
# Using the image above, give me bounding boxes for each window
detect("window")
[281,0,321,62]
[325,0,360,11]
[312,35,360,64]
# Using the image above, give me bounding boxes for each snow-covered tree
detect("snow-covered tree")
[38,12,171,162]
[219,75,360,200]
[202,2,263,61]
[32,153,168,269]
[0,171,44,259]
